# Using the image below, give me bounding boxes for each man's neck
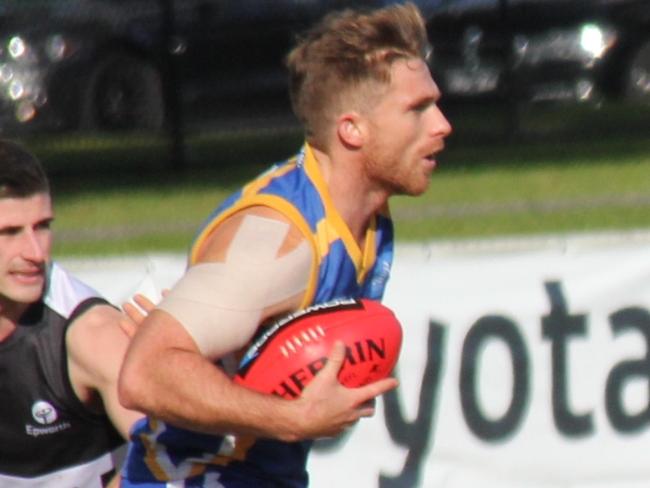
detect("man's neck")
[311,145,388,245]
[0,301,27,342]
[0,316,17,342]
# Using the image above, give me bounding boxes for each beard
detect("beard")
[364,140,430,196]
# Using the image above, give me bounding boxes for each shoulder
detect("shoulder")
[66,304,128,382]
[66,303,144,430]
[189,206,318,319]
[195,205,311,263]
[67,303,124,349]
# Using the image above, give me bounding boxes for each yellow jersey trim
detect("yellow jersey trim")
[302,143,377,284]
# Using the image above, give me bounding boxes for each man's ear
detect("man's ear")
[336,112,364,149]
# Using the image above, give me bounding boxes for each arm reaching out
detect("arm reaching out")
[67,304,144,439]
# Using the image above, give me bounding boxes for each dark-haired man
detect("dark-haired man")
[0,139,142,487]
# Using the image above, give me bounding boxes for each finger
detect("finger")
[357,403,377,419]
[133,293,157,312]
[118,303,139,337]
[360,398,376,409]
[321,340,347,376]
[119,319,137,338]
[354,380,397,418]
[122,301,146,324]
[354,377,399,403]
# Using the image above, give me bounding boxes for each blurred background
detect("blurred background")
[1,0,649,256]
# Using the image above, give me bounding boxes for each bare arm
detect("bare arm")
[118,207,398,441]
[66,304,144,439]
[119,307,395,440]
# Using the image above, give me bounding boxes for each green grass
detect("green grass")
[20,102,650,257]
[51,186,224,255]
[391,135,650,240]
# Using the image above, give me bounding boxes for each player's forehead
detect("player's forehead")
[0,193,53,228]
[389,58,439,100]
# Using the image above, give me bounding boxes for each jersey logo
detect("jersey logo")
[25,400,72,437]
[368,258,391,298]
[32,400,58,424]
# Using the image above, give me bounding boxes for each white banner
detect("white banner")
[62,230,650,488]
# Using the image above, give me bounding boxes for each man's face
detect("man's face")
[0,193,53,312]
[363,57,452,196]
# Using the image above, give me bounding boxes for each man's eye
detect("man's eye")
[0,226,21,236]
[413,101,434,112]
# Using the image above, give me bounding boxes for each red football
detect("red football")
[233,298,402,398]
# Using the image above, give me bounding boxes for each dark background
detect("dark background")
[1,0,648,176]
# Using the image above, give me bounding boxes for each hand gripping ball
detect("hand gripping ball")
[233,298,402,399]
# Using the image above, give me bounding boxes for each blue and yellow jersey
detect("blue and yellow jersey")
[122,143,394,487]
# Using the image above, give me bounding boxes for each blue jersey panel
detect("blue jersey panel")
[123,144,394,487]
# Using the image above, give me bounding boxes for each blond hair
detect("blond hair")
[286,2,430,147]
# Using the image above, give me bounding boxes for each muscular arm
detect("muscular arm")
[118,207,398,441]
[66,304,144,438]
[120,309,308,438]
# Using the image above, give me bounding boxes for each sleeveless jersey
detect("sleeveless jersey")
[122,144,394,487]
[0,262,124,487]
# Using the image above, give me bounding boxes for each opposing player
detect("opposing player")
[118,3,451,486]
[0,140,143,487]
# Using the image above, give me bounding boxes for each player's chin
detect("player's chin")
[8,283,44,305]
[411,180,431,196]
[397,176,431,197]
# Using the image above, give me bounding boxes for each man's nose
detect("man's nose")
[22,229,46,262]
[430,106,453,138]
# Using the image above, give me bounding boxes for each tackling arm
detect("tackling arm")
[66,303,144,438]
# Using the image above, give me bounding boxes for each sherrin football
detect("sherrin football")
[233,298,402,398]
